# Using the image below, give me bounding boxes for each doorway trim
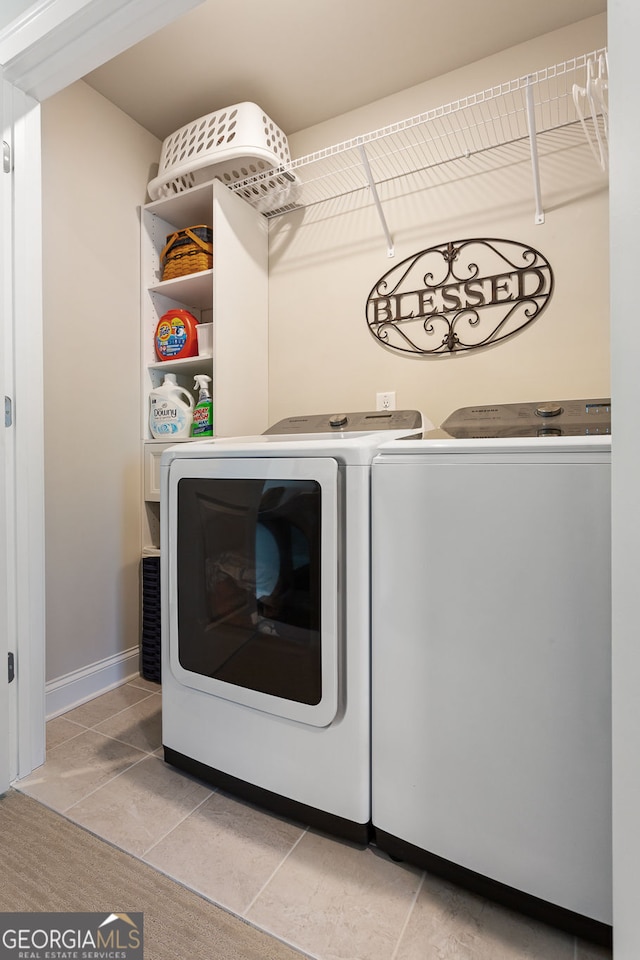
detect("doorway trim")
[0,0,204,781]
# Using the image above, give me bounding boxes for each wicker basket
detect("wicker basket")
[161,225,212,281]
[147,101,294,201]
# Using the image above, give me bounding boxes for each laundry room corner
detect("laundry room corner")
[4,0,634,955]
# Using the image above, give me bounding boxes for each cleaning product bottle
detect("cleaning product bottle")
[149,373,194,438]
[154,308,200,362]
[191,375,213,437]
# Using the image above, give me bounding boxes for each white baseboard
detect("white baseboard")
[45,646,141,719]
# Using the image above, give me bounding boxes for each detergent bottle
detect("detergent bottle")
[154,308,199,361]
[191,374,213,437]
[149,373,194,438]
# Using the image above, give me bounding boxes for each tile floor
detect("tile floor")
[16,678,611,960]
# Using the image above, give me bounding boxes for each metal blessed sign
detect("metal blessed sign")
[366,238,554,355]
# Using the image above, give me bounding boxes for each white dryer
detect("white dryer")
[160,409,423,843]
[370,399,612,946]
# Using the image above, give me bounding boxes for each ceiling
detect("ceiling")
[83,0,607,142]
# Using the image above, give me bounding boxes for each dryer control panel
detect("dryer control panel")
[264,410,423,435]
[441,398,611,438]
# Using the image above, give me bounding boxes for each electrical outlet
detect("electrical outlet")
[376,391,396,411]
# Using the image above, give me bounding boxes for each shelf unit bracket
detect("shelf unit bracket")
[525,79,545,225]
[357,144,395,257]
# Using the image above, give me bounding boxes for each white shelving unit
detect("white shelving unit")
[230,49,608,254]
[140,178,269,548]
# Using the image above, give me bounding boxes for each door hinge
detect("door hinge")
[4,396,12,427]
[2,141,10,174]
[8,652,15,683]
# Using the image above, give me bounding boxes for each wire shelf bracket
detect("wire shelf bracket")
[358,144,395,257]
[525,80,545,225]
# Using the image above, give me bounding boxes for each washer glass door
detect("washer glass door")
[168,456,339,727]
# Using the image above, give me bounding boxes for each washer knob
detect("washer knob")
[535,403,563,418]
[329,414,348,428]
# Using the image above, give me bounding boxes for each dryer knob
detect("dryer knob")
[535,403,563,418]
[329,414,348,428]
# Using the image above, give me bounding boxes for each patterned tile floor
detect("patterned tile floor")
[15,678,611,960]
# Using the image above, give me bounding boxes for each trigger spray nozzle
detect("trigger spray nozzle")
[193,374,212,399]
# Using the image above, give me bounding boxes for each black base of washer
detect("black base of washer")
[373,828,612,948]
[164,746,371,846]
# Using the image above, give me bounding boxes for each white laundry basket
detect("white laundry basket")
[147,101,295,202]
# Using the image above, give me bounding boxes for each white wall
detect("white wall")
[269,14,608,428]
[609,0,640,956]
[41,79,160,684]
[0,0,38,31]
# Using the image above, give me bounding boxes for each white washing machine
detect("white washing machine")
[160,409,423,843]
[371,399,612,945]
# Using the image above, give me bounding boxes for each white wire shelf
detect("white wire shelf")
[229,48,608,251]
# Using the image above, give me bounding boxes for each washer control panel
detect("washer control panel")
[263,410,423,435]
[441,399,611,438]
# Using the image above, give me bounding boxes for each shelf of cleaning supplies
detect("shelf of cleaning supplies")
[229,48,608,236]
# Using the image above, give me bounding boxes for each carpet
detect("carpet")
[0,789,308,960]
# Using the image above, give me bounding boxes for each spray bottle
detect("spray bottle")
[149,373,194,438]
[191,375,213,437]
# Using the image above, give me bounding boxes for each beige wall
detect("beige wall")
[269,14,609,428]
[41,80,160,683]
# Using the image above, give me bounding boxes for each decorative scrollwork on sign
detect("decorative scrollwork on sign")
[366,238,554,355]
